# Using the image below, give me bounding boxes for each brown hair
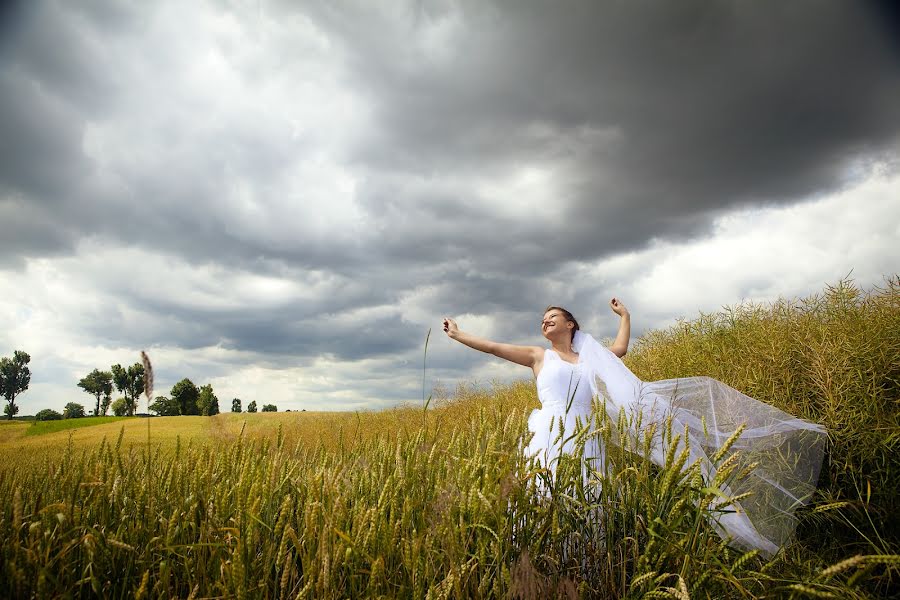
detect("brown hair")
[543,306,579,343]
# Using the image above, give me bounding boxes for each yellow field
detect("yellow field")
[0,278,896,598]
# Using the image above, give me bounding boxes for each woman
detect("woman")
[442,301,826,557]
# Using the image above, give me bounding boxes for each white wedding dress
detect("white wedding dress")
[525,331,827,557]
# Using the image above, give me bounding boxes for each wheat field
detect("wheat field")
[1,277,897,598]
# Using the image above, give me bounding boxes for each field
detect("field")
[1,277,898,598]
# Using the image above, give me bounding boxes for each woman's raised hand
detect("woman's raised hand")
[609,297,629,317]
[442,317,459,338]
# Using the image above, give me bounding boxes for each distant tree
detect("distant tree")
[77,369,113,417]
[0,350,31,420]
[170,379,199,415]
[261,404,277,412]
[231,398,242,413]
[246,400,257,413]
[111,363,144,416]
[197,384,220,416]
[63,402,85,419]
[100,392,112,416]
[111,397,128,417]
[35,408,62,421]
[149,395,180,416]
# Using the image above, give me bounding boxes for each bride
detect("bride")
[442,300,826,557]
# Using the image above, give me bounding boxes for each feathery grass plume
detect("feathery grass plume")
[140,350,153,402]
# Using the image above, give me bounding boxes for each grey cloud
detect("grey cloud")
[306,0,900,258]
[1,1,898,412]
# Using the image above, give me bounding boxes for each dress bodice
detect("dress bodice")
[536,349,594,412]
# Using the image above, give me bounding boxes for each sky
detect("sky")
[1,0,898,416]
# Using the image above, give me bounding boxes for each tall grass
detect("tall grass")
[0,277,897,598]
[625,276,900,558]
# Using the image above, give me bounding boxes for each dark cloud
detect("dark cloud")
[306,0,900,258]
[0,1,897,412]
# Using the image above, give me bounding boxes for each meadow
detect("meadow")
[0,277,897,598]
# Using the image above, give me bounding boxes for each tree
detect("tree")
[111,363,144,416]
[63,402,85,419]
[231,398,242,413]
[100,392,112,416]
[149,395,180,416]
[261,404,277,412]
[170,379,199,415]
[246,400,257,413]
[35,408,62,421]
[197,384,220,416]
[0,350,31,420]
[77,369,113,417]
[111,398,128,417]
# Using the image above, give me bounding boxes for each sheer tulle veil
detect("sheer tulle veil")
[571,330,827,557]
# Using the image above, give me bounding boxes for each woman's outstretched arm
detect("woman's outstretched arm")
[607,297,631,358]
[443,318,543,370]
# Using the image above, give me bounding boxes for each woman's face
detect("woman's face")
[541,309,573,341]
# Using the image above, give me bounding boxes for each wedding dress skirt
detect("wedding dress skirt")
[525,331,827,557]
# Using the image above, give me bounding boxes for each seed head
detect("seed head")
[140,351,153,401]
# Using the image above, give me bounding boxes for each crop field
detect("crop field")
[1,278,898,598]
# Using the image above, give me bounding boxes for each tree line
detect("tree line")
[0,350,278,420]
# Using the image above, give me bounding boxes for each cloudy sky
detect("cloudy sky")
[1,0,898,415]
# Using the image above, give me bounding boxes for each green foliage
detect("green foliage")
[77,369,113,416]
[111,362,144,416]
[149,396,180,417]
[34,408,62,421]
[170,379,199,416]
[261,403,277,412]
[110,397,128,417]
[62,402,85,419]
[246,400,257,413]
[0,350,31,421]
[197,384,219,416]
[231,398,241,413]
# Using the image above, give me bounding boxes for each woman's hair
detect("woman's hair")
[544,305,580,343]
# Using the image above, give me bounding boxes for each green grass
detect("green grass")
[24,416,131,437]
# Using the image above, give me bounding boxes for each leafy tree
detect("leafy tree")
[111,363,144,416]
[63,402,85,419]
[149,395,180,416]
[171,379,199,416]
[110,398,128,417]
[3,403,17,419]
[0,350,31,420]
[77,369,113,417]
[35,408,62,421]
[100,392,112,416]
[261,404,277,412]
[231,398,241,413]
[197,384,220,416]
[246,400,257,413]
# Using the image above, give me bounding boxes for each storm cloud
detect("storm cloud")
[1,0,897,413]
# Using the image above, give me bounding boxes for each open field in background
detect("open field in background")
[23,416,131,437]
[1,277,897,598]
